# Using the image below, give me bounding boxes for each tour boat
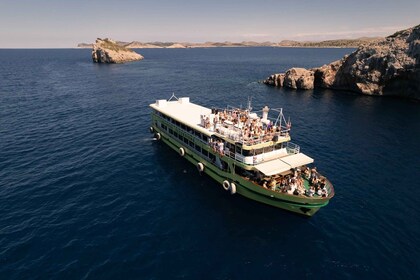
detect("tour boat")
[150,95,334,216]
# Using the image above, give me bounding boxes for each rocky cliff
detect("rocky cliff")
[264,24,420,99]
[92,38,144,63]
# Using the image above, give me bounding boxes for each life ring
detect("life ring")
[149,126,154,133]
[230,182,237,195]
[179,147,185,157]
[155,132,161,140]
[222,180,230,191]
[197,162,204,172]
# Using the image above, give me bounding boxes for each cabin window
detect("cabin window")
[264,146,274,153]
[195,144,201,152]
[209,153,216,163]
[242,149,252,157]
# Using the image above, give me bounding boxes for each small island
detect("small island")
[263,24,420,100]
[92,38,144,63]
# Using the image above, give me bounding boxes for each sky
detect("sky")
[0,0,419,48]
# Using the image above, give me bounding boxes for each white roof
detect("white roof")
[280,153,314,168]
[255,153,314,176]
[150,97,212,135]
[255,159,291,176]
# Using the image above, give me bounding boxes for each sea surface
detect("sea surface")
[0,47,419,279]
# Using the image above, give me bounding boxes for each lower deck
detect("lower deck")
[152,124,333,216]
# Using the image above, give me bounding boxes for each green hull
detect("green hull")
[154,126,331,217]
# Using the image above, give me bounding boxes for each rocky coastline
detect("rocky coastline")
[263,25,420,100]
[78,37,380,49]
[92,38,144,63]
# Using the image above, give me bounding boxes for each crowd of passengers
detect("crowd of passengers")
[258,166,328,197]
[203,108,288,142]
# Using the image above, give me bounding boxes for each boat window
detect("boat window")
[254,148,264,155]
[264,146,274,153]
[209,153,215,162]
[195,144,201,152]
[242,149,252,157]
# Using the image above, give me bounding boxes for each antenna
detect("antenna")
[247,96,252,112]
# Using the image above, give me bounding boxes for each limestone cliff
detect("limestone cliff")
[92,38,144,63]
[264,24,420,99]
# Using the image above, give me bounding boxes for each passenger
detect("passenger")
[311,167,317,179]
[288,179,297,194]
[304,168,311,180]
[218,141,224,156]
[269,178,277,191]
[280,178,286,188]
[321,187,327,197]
[262,181,268,189]
[307,186,315,197]
[316,187,322,196]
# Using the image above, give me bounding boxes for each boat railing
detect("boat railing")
[286,142,300,154]
[215,125,290,146]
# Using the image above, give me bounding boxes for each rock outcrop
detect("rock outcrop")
[264,24,420,99]
[92,38,144,63]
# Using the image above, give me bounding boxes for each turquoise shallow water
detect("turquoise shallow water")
[0,48,419,279]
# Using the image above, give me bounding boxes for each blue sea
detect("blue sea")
[0,47,419,279]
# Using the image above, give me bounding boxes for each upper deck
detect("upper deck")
[150,97,292,148]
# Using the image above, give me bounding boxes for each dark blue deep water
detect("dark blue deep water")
[0,48,419,279]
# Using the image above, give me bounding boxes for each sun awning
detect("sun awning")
[280,153,314,169]
[255,153,314,176]
[255,159,291,176]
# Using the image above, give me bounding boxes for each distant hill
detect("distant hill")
[77,37,382,49]
[276,37,382,48]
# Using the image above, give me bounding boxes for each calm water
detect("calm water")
[0,48,419,279]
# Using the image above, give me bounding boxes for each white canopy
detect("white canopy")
[255,153,314,176]
[255,159,291,176]
[280,153,314,169]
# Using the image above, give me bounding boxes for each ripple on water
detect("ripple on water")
[0,48,419,279]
